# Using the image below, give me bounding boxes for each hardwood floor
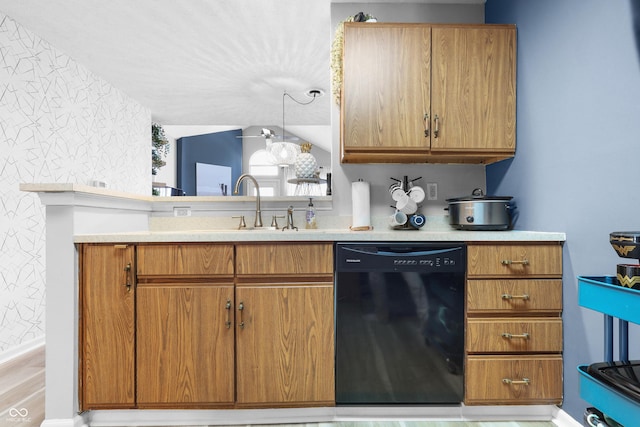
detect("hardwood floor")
[0,345,556,427]
[0,344,45,427]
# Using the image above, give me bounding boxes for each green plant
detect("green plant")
[152,122,169,175]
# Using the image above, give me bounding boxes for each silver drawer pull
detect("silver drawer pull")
[502,332,530,340]
[501,293,530,301]
[503,378,530,386]
[501,259,530,265]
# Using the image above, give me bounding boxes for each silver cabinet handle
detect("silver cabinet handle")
[501,293,530,301]
[501,332,530,340]
[503,378,530,386]
[123,263,132,293]
[225,299,232,329]
[501,259,529,265]
[433,114,440,138]
[238,302,245,329]
[423,113,430,137]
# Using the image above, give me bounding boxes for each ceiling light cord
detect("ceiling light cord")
[282,90,319,141]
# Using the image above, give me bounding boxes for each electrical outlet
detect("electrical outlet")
[173,207,192,217]
[427,183,438,201]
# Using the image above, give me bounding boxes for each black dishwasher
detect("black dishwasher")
[335,242,466,405]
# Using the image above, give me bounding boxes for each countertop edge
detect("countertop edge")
[74,229,567,243]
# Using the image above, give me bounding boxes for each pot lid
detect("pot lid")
[446,188,513,203]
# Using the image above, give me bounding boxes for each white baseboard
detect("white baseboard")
[552,408,583,427]
[0,336,45,365]
[85,405,571,426]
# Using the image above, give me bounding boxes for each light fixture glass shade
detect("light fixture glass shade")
[266,141,300,166]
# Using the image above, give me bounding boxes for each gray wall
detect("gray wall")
[486,0,640,421]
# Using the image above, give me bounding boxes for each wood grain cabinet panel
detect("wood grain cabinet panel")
[236,242,335,407]
[467,243,562,278]
[235,284,335,406]
[236,243,333,277]
[341,23,431,162]
[80,244,135,409]
[466,318,563,353]
[341,23,516,164]
[430,26,516,154]
[464,242,563,405]
[467,279,563,314]
[465,355,563,405]
[81,241,335,409]
[136,285,235,407]
[137,244,234,278]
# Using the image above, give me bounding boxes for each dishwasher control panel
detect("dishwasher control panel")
[336,242,465,273]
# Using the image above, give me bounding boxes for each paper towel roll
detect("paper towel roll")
[351,180,371,229]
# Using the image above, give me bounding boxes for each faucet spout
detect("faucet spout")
[233,174,263,228]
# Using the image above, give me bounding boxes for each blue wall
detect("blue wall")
[177,129,242,196]
[486,0,640,421]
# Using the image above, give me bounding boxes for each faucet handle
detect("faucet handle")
[232,215,247,229]
[282,206,298,231]
[271,215,285,229]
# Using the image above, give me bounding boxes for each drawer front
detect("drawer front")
[466,318,563,353]
[465,355,563,404]
[467,244,562,278]
[467,279,563,314]
[137,244,234,276]
[236,243,333,276]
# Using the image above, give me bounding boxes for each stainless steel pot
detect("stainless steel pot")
[446,188,515,231]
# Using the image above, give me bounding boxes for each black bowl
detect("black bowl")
[617,264,640,289]
[610,232,640,259]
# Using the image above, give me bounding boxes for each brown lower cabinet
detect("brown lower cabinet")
[465,243,564,405]
[79,242,334,410]
[136,284,235,407]
[80,240,563,410]
[80,244,136,409]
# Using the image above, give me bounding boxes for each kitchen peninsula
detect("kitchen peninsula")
[22,184,568,427]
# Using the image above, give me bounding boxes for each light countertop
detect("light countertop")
[74,216,566,243]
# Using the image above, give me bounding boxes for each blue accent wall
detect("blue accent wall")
[486,0,640,421]
[177,129,242,196]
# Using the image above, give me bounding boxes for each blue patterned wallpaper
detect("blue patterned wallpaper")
[0,13,151,354]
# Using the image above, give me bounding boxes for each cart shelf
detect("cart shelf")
[578,275,640,426]
[579,276,640,324]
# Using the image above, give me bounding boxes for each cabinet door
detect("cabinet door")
[136,285,235,407]
[81,244,135,409]
[235,284,334,406]
[431,25,516,154]
[341,23,431,163]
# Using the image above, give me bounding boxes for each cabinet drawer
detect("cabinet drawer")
[236,243,333,276]
[467,279,562,314]
[466,318,563,353]
[467,244,562,278]
[137,244,234,277]
[465,355,563,404]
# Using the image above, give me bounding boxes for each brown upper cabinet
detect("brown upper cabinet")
[340,23,516,164]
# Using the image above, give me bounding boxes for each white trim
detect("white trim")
[0,336,45,365]
[552,408,583,427]
[41,414,88,427]
[83,405,569,426]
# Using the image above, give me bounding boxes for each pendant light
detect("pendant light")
[266,90,322,166]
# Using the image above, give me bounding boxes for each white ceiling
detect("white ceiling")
[0,0,485,129]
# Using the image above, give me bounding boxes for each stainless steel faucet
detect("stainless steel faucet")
[233,174,263,228]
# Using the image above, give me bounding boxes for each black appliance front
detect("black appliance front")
[335,242,466,405]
